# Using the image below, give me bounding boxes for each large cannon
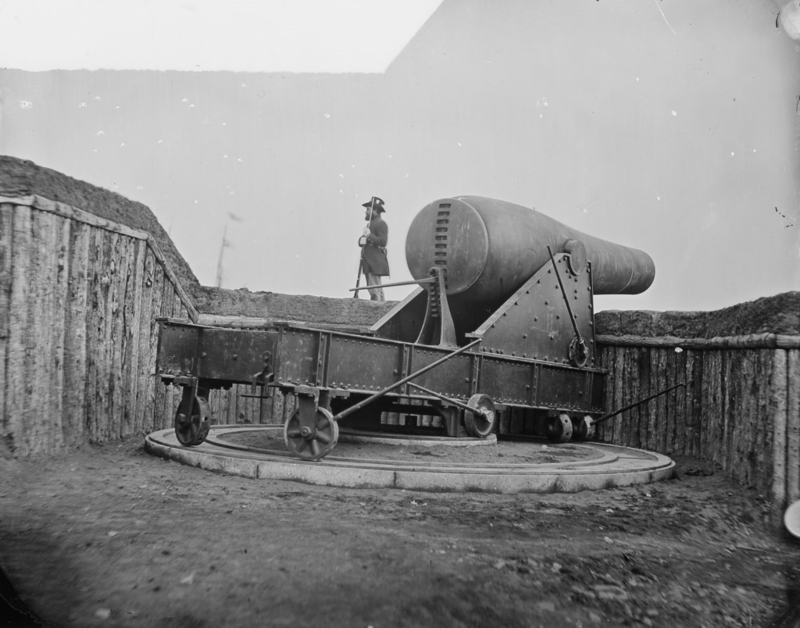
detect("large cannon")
[156,196,654,459]
[373,195,653,353]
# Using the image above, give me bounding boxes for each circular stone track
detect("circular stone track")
[144,425,675,493]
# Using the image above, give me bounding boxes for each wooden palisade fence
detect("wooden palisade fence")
[0,193,198,455]
[0,193,324,456]
[594,332,800,522]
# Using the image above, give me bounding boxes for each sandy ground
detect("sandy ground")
[1,439,799,628]
[216,428,606,464]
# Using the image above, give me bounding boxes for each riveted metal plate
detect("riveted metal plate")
[157,322,279,383]
[479,357,532,405]
[406,347,473,399]
[327,336,404,392]
[538,364,591,412]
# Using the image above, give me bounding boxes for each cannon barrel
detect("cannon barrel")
[405,196,655,307]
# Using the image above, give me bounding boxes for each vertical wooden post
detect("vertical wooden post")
[721,351,733,473]
[690,350,703,457]
[271,390,285,425]
[51,214,71,450]
[757,350,775,498]
[612,347,625,444]
[7,205,32,455]
[596,345,611,442]
[63,221,90,447]
[123,238,146,437]
[29,208,58,453]
[664,346,677,455]
[771,349,788,518]
[108,234,129,441]
[634,347,647,449]
[0,205,15,454]
[786,350,800,505]
[136,249,156,434]
[147,264,166,431]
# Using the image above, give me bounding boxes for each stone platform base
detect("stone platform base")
[144,425,675,493]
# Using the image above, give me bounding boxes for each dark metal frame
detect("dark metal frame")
[156,252,607,459]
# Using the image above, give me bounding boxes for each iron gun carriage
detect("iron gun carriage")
[156,196,655,460]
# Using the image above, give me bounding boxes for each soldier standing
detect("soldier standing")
[359,196,390,301]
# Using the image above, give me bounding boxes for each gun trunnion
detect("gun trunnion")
[157,196,655,460]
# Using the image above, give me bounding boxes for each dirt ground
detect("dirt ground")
[1,439,799,628]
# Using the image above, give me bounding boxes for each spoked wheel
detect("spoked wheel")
[571,415,596,442]
[284,407,339,461]
[464,394,496,438]
[547,413,573,443]
[174,395,211,446]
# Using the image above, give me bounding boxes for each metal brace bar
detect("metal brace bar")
[332,338,482,422]
[350,277,435,292]
[406,382,477,414]
[594,382,686,426]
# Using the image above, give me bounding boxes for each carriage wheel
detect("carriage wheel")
[284,407,339,461]
[571,415,596,442]
[174,395,211,446]
[464,394,496,438]
[547,413,573,443]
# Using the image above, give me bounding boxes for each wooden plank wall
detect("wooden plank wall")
[0,194,314,456]
[203,385,296,426]
[596,341,800,521]
[1,197,197,455]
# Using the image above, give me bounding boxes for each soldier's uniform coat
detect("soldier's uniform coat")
[362,214,390,276]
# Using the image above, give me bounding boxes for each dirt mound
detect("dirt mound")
[596,292,800,338]
[0,154,200,293]
[191,285,396,329]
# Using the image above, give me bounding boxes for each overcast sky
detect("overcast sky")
[1,0,798,313]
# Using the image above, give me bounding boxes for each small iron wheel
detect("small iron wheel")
[547,413,573,443]
[284,407,339,461]
[464,394,496,438]
[571,415,596,442]
[174,395,211,446]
